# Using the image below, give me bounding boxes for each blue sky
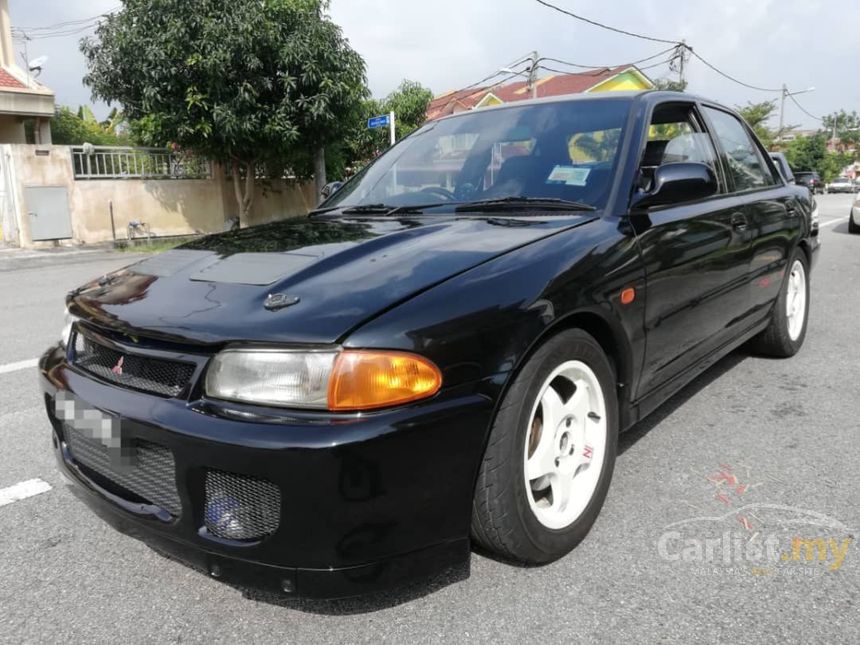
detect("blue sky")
[9,0,849,130]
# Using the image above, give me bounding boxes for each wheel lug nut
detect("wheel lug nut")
[555,457,561,467]
[566,418,572,427]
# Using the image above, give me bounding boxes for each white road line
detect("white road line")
[820,216,849,227]
[0,358,38,375]
[0,478,52,508]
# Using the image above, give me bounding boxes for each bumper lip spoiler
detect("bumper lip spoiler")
[54,431,469,599]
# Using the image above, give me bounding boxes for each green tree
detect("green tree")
[736,100,780,149]
[784,132,851,182]
[344,80,434,171]
[653,78,687,92]
[822,109,860,153]
[81,0,367,223]
[49,105,130,145]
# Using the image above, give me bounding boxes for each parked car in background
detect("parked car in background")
[769,152,794,184]
[850,196,860,233]
[827,177,855,194]
[795,171,824,194]
[39,91,819,598]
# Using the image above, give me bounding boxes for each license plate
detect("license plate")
[55,391,135,469]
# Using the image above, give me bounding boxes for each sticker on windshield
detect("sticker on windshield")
[546,165,590,186]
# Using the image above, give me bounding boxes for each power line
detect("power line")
[539,46,677,71]
[530,1,790,95]
[686,48,781,93]
[533,0,679,45]
[12,7,120,32]
[788,92,822,122]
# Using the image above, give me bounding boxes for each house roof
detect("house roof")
[0,68,25,89]
[426,65,650,121]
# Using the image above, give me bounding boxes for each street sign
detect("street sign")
[367,114,391,129]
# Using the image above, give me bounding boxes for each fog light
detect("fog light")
[204,492,246,541]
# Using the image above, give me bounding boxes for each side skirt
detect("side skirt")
[621,317,770,431]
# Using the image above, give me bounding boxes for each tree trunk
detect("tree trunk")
[231,159,255,228]
[313,146,327,205]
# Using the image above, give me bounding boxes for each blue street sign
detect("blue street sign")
[367,114,391,129]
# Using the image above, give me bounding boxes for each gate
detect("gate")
[24,186,72,241]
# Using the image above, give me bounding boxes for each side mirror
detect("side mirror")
[320,181,344,200]
[631,162,717,211]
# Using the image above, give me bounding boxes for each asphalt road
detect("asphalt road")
[1,196,858,644]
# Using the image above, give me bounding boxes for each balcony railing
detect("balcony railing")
[71,146,212,180]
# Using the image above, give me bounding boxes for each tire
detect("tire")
[749,249,810,357]
[849,208,860,234]
[471,329,618,565]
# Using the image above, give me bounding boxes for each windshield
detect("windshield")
[324,98,632,213]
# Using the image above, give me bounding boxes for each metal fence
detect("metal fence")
[71,146,212,180]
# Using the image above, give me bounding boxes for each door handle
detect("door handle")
[731,212,748,231]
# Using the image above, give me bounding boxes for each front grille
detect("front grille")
[73,333,195,398]
[204,470,281,541]
[65,424,182,516]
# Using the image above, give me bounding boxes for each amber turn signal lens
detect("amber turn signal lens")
[328,350,443,411]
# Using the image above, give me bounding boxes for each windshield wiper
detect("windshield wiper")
[340,203,395,215]
[317,202,456,217]
[455,196,596,213]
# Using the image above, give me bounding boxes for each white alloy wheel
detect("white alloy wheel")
[785,259,807,341]
[523,360,607,530]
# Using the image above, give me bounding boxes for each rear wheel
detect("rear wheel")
[471,329,618,564]
[749,249,809,357]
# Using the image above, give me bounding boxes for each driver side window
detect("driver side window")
[639,104,719,191]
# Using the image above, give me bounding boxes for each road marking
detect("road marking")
[0,358,38,375]
[0,478,52,508]
[820,217,849,227]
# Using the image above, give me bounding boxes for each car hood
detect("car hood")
[69,214,596,345]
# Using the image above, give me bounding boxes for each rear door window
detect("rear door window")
[703,107,776,192]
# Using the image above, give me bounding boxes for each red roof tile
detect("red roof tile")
[0,68,25,89]
[426,65,645,121]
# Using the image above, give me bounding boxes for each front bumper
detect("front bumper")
[40,344,495,598]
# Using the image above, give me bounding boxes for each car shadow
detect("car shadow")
[830,222,853,235]
[618,349,748,456]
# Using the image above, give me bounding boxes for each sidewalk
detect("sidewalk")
[0,245,144,272]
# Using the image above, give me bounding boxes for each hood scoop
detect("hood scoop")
[190,252,321,286]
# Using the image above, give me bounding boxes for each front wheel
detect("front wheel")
[749,249,810,357]
[471,329,618,564]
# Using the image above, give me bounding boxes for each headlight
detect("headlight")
[60,308,78,347]
[205,349,442,411]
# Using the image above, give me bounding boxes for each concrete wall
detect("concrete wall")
[8,145,314,247]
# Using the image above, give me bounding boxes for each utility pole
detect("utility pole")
[777,84,815,146]
[527,51,539,100]
[778,84,787,146]
[678,40,687,87]
[389,111,396,146]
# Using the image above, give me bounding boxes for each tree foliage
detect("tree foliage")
[49,105,131,145]
[653,78,687,92]
[822,109,860,152]
[736,100,779,149]
[81,0,367,222]
[343,80,434,171]
[784,132,852,182]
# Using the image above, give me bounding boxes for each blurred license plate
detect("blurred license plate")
[55,391,135,468]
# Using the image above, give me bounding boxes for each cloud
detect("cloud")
[7,0,844,129]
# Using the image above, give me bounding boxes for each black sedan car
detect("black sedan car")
[40,91,818,598]
[794,170,824,194]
